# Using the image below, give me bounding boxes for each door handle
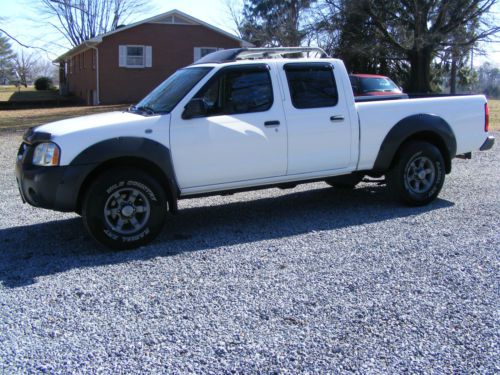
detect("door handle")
[264,120,280,127]
[330,115,345,122]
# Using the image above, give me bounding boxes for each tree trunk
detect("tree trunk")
[450,50,458,95]
[407,48,433,93]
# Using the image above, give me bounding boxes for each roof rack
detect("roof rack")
[193,47,330,65]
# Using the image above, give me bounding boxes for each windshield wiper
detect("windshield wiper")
[129,105,156,116]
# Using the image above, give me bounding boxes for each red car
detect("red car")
[349,74,404,97]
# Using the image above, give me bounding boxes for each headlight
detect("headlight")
[32,142,60,166]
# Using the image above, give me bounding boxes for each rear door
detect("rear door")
[170,63,288,189]
[280,62,352,175]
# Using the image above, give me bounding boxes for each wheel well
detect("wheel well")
[76,157,175,214]
[391,131,452,174]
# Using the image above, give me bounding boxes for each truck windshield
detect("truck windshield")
[133,67,213,114]
[360,77,400,93]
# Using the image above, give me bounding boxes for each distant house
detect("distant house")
[54,9,251,105]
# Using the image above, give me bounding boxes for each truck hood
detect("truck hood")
[35,111,148,136]
[31,110,171,165]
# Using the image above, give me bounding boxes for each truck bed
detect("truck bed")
[355,95,487,171]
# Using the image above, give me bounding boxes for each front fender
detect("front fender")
[70,137,179,209]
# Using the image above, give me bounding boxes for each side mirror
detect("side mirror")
[182,99,207,119]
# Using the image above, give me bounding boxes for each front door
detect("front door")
[170,63,287,189]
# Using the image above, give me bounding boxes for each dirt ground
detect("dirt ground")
[0,105,128,130]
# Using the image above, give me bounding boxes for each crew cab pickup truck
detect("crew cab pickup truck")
[16,47,495,249]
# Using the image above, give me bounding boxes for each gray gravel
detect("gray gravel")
[0,129,499,374]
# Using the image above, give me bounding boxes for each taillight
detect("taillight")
[485,103,489,132]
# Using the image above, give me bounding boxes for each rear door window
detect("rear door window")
[284,63,338,109]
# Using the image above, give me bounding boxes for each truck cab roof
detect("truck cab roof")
[191,47,332,66]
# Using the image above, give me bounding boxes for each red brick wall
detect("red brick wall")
[66,49,97,105]
[96,23,242,104]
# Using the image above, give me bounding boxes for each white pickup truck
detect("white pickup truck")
[16,47,494,249]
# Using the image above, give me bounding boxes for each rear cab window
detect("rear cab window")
[284,63,338,109]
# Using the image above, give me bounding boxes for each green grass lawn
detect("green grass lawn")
[488,99,500,131]
[0,85,61,102]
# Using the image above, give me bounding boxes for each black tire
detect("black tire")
[387,141,445,206]
[325,173,363,189]
[82,168,168,250]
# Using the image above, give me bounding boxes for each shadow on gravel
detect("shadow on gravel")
[0,184,453,288]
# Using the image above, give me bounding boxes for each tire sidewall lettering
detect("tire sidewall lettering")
[106,181,125,194]
[126,180,157,202]
[105,180,157,202]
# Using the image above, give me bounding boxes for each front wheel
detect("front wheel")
[82,168,168,250]
[387,141,445,206]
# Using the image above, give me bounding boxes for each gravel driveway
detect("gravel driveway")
[0,129,498,374]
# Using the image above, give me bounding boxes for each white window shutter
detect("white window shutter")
[194,47,201,62]
[145,46,152,67]
[119,45,126,67]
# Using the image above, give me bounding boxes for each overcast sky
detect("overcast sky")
[1,0,499,66]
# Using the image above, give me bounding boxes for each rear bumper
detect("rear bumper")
[480,136,495,151]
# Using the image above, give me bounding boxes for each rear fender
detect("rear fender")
[373,114,457,173]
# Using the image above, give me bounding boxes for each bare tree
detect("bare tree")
[224,0,246,38]
[13,51,37,87]
[40,0,148,47]
[32,59,58,82]
[228,0,316,47]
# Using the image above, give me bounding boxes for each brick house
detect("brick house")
[54,9,251,105]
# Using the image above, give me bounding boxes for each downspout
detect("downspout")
[85,42,100,105]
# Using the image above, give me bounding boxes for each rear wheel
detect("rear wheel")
[387,141,445,206]
[82,168,167,250]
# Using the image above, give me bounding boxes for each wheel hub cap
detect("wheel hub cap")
[405,155,436,194]
[104,187,151,235]
[121,205,135,218]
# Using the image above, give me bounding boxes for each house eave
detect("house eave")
[53,39,101,63]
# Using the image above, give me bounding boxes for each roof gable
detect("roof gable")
[55,9,251,62]
[150,13,196,25]
[90,9,249,45]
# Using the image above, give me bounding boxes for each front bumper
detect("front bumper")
[16,143,96,212]
[480,136,495,151]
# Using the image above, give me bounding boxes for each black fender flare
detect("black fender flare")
[373,114,457,173]
[70,137,179,211]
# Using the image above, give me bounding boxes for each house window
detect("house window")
[127,46,144,66]
[119,45,152,68]
[194,47,221,62]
